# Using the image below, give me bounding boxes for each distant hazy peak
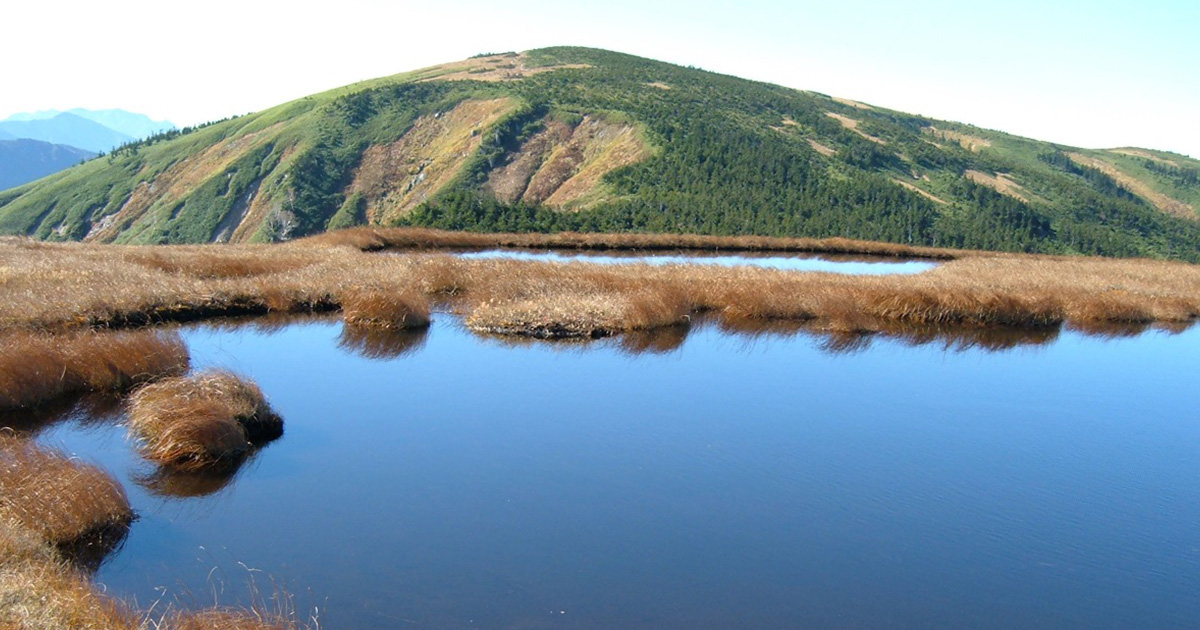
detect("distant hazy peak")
[1,108,175,140]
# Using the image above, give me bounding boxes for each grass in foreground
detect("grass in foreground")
[0,329,189,411]
[127,370,281,471]
[0,436,309,630]
[0,436,133,559]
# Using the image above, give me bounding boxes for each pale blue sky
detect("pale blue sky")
[3,0,1197,156]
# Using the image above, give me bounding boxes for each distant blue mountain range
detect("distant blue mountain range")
[3,108,175,143]
[0,108,176,190]
[0,113,132,154]
[0,139,96,190]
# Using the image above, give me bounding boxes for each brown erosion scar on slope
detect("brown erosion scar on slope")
[892,178,947,204]
[832,97,873,110]
[223,143,306,244]
[85,124,285,243]
[485,114,651,209]
[1107,148,1179,167]
[965,170,1033,203]
[1067,152,1196,220]
[418,52,592,83]
[825,112,887,145]
[345,98,519,224]
[924,126,992,153]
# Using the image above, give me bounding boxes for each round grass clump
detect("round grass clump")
[127,370,281,471]
[340,287,431,330]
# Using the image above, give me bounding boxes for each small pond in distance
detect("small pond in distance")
[448,248,939,274]
[28,317,1200,630]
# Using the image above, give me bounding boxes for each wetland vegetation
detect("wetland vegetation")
[2,227,1199,628]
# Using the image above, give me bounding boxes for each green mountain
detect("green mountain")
[0,112,133,153]
[1,47,1198,259]
[0,139,96,190]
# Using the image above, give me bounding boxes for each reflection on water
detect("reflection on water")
[715,315,1069,354]
[452,248,939,274]
[17,316,1200,630]
[337,323,429,360]
[0,391,124,437]
[56,520,131,575]
[618,324,691,354]
[473,315,1070,356]
[135,449,271,500]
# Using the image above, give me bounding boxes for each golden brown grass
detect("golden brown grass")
[127,371,281,471]
[0,530,141,630]
[466,277,694,338]
[0,329,189,411]
[1,228,1199,341]
[159,609,308,630]
[339,286,431,329]
[0,436,133,548]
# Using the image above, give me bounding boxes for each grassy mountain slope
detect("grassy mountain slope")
[0,139,96,190]
[2,47,1198,259]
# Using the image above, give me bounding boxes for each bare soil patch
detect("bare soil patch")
[833,97,873,110]
[1108,148,1179,167]
[85,124,284,244]
[485,114,651,209]
[965,170,1032,203]
[808,139,837,157]
[420,53,591,83]
[925,126,991,153]
[1068,152,1196,220]
[892,178,947,204]
[347,98,518,224]
[826,113,887,145]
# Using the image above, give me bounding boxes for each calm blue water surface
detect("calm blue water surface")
[29,318,1200,630]
[452,249,938,274]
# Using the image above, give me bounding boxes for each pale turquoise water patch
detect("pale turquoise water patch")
[20,318,1200,630]
[453,248,939,274]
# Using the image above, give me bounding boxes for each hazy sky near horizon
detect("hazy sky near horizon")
[3,0,1197,157]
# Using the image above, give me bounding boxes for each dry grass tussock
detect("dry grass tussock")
[128,370,281,471]
[0,526,141,630]
[339,285,431,329]
[0,329,189,411]
[0,436,133,547]
[1,229,1199,339]
[466,272,694,338]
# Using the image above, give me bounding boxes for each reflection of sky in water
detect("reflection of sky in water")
[24,318,1200,630]
[454,249,938,274]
